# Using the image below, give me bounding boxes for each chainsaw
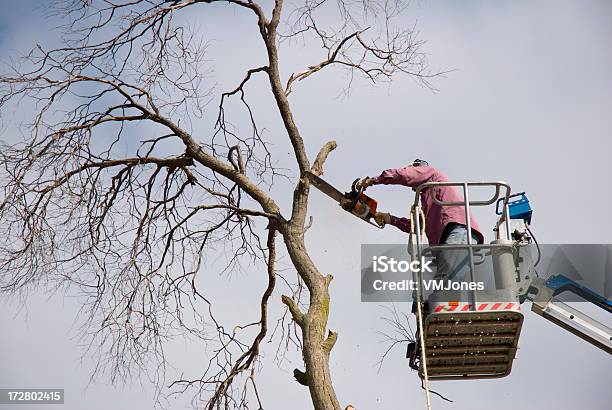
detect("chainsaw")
[305,171,384,229]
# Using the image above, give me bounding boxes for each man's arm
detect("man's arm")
[389,215,411,233]
[371,165,437,188]
[376,212,412,233]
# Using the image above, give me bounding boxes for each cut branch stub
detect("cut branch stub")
[311,140,337,176]
[322,330,338,355]
[293,368,310,386]
[281,294,305,326]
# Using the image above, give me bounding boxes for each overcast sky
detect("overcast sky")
[1,1,611,409]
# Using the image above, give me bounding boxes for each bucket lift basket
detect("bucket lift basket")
[410,181,525,380]
[420,303,523,380]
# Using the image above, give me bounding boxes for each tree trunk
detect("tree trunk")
[282,231,341,410]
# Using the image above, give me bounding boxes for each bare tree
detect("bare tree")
[0,1,437,408]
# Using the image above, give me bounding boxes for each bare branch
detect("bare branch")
[285,31,363,96]
[311,140,338,176]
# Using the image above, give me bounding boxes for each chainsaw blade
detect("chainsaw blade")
[304,171,346,203]
[305,171,385,230]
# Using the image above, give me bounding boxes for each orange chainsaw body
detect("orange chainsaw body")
[345,192,378,221]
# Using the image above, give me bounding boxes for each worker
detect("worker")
[358,159,484,283]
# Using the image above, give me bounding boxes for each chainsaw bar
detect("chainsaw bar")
[305,171,384,229]
[304,171,346,203]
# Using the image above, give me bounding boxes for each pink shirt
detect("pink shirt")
[371,166,484,245]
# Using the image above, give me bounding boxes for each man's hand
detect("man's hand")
[355,176,373,191]
[374,212,391,227]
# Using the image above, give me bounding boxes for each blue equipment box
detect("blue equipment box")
[496,192,532,224]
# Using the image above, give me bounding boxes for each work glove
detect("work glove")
[355,176,373,191]
[374,212,391,227]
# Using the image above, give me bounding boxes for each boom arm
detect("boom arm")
[528,275,612,354]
